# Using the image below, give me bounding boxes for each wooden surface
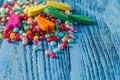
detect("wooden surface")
[0,0,120,80]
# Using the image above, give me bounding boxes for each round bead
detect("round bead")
[67,38,73,43]
[62,42,68,48]
[45,50,51,55]
[22,37,28,45]
[39,36,44,40]
[13,28,19,32]
[34,35,39,41]
[19,30,24,34]
[10,32,15,39]
[14,34,20,41]
[28,34,33,40]
[24,26,30,31]
[50,41,56,47]
[58,44,64,50]
[0,34,3,39]
[58,32,64,37]
[52,36,58,41]
[47,37,52,42]
[33,45,39,51]
[62,37,68,42]
[49,52,55,58]
[53,48,60,53]
[26,30,32,35]
[45,34,50,38]
[37,28,41,33]
[7,38,12,43]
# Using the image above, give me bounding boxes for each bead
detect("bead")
[7,38,12,43]
[62,42,68,48]
[28,34,33,40]
[47,37,52,42]
[52,36,58,41]
[45,50,51,55]
[13,28,19,32]
[49,52,55,58]
[26,30,32,35]
[24,26,30,31]
[45,34,50,38]
[50,41,56,47]
[39,36,44,40]
[37,28,41,33]
[22,37,28,45]
[58,32,64,37]
[34,35,39,41]
[58,44,64,49]
[14,34,20,41]
[19,30,24,34]
[62,37,68,42]
[0,34,3,39]
[33,45,39,51]
[34,41,39,45]
[10,32,15,39]
[67,38,73,43]
[53,48,60,53]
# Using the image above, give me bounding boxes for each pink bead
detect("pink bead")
[62,38,67,42]
[45,50,51,55]
[22,37,28,45]
[58,44,64,50]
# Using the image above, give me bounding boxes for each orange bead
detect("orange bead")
[26,30,32,35]
[34,35,39,41]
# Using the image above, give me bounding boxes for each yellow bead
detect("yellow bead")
[34,36,39,41]
[0,34,3,39]
[10,33,15,39]
[28,18,33,21]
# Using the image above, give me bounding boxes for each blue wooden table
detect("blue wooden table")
[0,0,120,80]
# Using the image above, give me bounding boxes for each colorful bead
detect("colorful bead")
[33,45,39,51]
[49,52,55,58]
[53,48,60,53]
[10,32,15,39]
[58,44,64,50]
[0,34,3,39]
[50,41,56,47]
[24,26,30,31]
[67,38,73,43]
[13,28,19,32]
[45,50,51,55]
[34,35,39,41]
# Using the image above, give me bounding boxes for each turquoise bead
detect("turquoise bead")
[53,48,60,53]
[13,28,19,32]
[58,32,64,37]
[24,26,30,31]
[50,41,56,47]
[19,30,24,34]
[33,45,39,51]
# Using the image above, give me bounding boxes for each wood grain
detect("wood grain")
[0,0,120,80]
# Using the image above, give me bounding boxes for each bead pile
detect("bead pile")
[0,0,92,58]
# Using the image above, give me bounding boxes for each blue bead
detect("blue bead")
[13,28,19,32]
[53,48,60,53]
[58,32,64,37]
[50,41,56,47]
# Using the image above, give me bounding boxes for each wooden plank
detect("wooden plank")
[0,0,120,80]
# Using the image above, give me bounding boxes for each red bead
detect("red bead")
[23,14,28,20]
[28,34,34,40]
[39,36,44,40]
[7,38,12,43]
[39,14,43,17]
[62,42,68,48]
[66,35,72,39]
[3,3,8,8]
[37,28,41,33]
[3,33,9,38]
[3,28,10,34]
[51,19,56,23]
[49,52,55,58]
[30,25,35,30]
[52,36,58,41]
[31,22,37,27]
[47,37,52,42]
[14,34,20,41]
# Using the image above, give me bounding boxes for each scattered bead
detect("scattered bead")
[49,52,55,58]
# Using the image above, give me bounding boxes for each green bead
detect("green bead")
[1,22,5,26]
[68,39,73,43]
[65,21,70,25]
[12,8,16,12]
[33,45,39,51]
[0,29,3,33]
[50,33,54,36]
[45,34,50,38]
[24,26,30,31]
[13,28,19,32]
[15,11,20,15]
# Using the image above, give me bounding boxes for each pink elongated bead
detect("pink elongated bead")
[22,37,28,45]
[58,44,64,50]
[45,50,51,55]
